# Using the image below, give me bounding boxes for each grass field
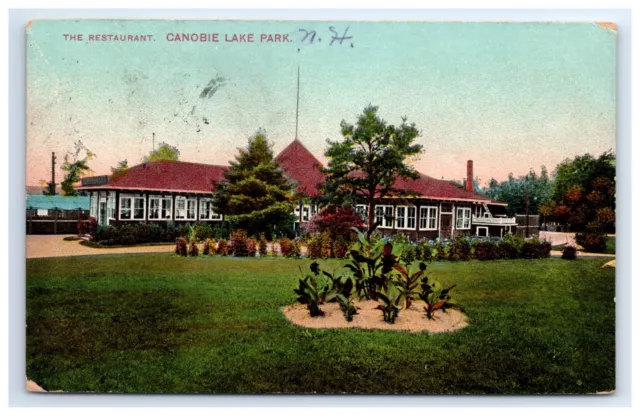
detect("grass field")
[26,254,615,394]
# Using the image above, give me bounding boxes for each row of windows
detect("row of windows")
[355,204,472,230]
[90,194,222,222]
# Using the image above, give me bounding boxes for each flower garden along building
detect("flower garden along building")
[78,139,517,240]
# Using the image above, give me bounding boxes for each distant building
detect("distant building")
[78,139,517,239]
[26,194,89,234]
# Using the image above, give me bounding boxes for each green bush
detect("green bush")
[192,223,213,242]
[434,241,447,261]
[521,237,552,259]
[473,241,498,261]
[203,238,216,255]
[332,236,351,259]
[447,236,471,261]
[417,240,433,262]
[307,234,323,259]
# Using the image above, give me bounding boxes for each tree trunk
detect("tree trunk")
[366,198,376,240]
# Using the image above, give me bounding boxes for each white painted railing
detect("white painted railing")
[474,216,517,225]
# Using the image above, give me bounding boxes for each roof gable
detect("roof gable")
[275,139,325,197]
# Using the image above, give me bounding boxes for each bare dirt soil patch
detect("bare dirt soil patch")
[282,300,468,333]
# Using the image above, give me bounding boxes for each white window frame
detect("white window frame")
[375,205,394,228]
[174,196,197,221]
[456,207,471,230]
[407,206,416,229]
[199,198,222,221]
[119,194,146,221]
[355,204,368,220]
[419,206,438,231]
[395,205,417,230]
[476,226,489,237]
[149,196,172,220]
[107,192,116,220]
[302,204,311,222]
[90,192,98,218]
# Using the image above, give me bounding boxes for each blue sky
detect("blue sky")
[26,20,616,186]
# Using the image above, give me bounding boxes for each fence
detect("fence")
[26,209,89,235]
[515,214,540,237]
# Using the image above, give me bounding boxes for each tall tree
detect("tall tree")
[542,151,616,232]
[110,159,129,180]
[144,142,180,162]
[480,167,553,217]
[212,130,295,235]
[60,140,95,196]
[321,105,423,238]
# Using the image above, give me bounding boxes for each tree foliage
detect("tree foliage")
[144,142,180,162]
[60,140,95,196]
[212,130,295,235]
[322,105,423,238]
[540,151,616,232]
[480,167,553,217]
[304,204,365,241]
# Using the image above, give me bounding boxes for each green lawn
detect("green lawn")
[26,254,615,394]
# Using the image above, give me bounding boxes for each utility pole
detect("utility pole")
[152,132,155,152]
[525,185,529,238]
[51,152,56,195]
[295,65,300,140]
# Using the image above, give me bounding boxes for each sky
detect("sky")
[26,20,616,187]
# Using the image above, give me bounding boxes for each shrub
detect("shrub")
[304,204,365,242]
[188,241,199,257]
[292,239,302,258]
[307,234,323,259]
[230,229,249,257]
[417,240,433,262]
[216,239,229,256]
[346,229,397,301]
[332,236,350,259]
[562,245,578,260]
[279,237,293,257]
[247,238,257,257]
[259,234,268,257]
[86,217,99,237]
[521,237,552,259]
[473,241,498,261]
[175,237,188,257]
[575,232,607,253]
[203,238,217,255]
[497,241,519,259]
[192,223,213,242]
[434,240,447,261]
[400,242,418,265]
[447,236,471,261]
[293,263,326,317]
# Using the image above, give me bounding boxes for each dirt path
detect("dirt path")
[26,235,175,259]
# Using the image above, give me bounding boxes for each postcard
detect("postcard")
[25,19,616,394]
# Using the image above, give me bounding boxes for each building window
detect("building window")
[90,193,98,218]
[107,192,116,220]
[456,207,471,229]
[476,226,489,237]
[375,205,394,228]
[302,204,311,222]
[419,206,438,230]
[394,206,416,230]
[396,206,406,229]
[175,196,196,220]
[119,195,145,220]
[149,197,172,220]
[355,204,367,220]
[199,198,221,221]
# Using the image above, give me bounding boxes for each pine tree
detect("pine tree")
[212,130,295,235]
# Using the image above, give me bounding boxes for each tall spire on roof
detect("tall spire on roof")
[295,65,300,140]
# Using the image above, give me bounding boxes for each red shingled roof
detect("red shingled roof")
[275,139,325,197]
[78,140,505,205]
[78,160,228,194]
[392,173,497,203]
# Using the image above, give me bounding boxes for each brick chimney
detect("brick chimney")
[466,160,474,192]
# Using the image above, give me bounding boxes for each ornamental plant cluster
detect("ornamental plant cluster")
[92,221,232,246]
[293,228,463,324]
